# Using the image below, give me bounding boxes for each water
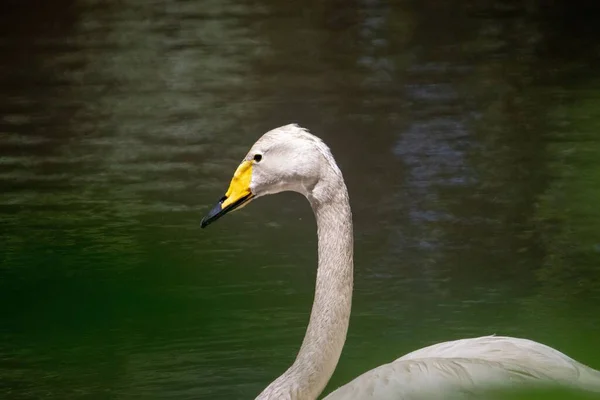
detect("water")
[1,0,600,398]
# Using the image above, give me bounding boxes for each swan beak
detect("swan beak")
[201,160,255,228]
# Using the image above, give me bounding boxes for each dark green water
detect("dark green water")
[1,1,600,399]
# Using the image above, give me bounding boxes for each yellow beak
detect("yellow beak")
[201,160,254,228]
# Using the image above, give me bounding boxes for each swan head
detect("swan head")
[201,123,340,228]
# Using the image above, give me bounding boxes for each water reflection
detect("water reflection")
[1,0,600,398]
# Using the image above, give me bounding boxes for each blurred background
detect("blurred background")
[1,0,600,398]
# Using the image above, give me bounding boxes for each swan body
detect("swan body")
[325,335,600,399]
[201,124,600,399]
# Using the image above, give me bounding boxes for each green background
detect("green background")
[1,0,599,398]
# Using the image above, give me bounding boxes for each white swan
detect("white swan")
[201,124,600,399]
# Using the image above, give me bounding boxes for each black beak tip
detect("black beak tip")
[200,217,210,229]
[201,201,225,229]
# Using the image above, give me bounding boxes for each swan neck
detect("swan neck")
[256,173,354,400]
[300,191,354,397]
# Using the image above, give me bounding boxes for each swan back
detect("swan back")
[324,336,600,399]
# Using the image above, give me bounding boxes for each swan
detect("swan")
[200,124,600,399]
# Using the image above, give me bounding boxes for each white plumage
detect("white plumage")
[202,124,600,400]
[325,335,600,399]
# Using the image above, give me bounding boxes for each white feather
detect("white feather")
[325,335,600,399]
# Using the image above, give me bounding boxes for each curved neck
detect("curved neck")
[256,172,354,400]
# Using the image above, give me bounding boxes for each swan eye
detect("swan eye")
[253,154,262,162]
